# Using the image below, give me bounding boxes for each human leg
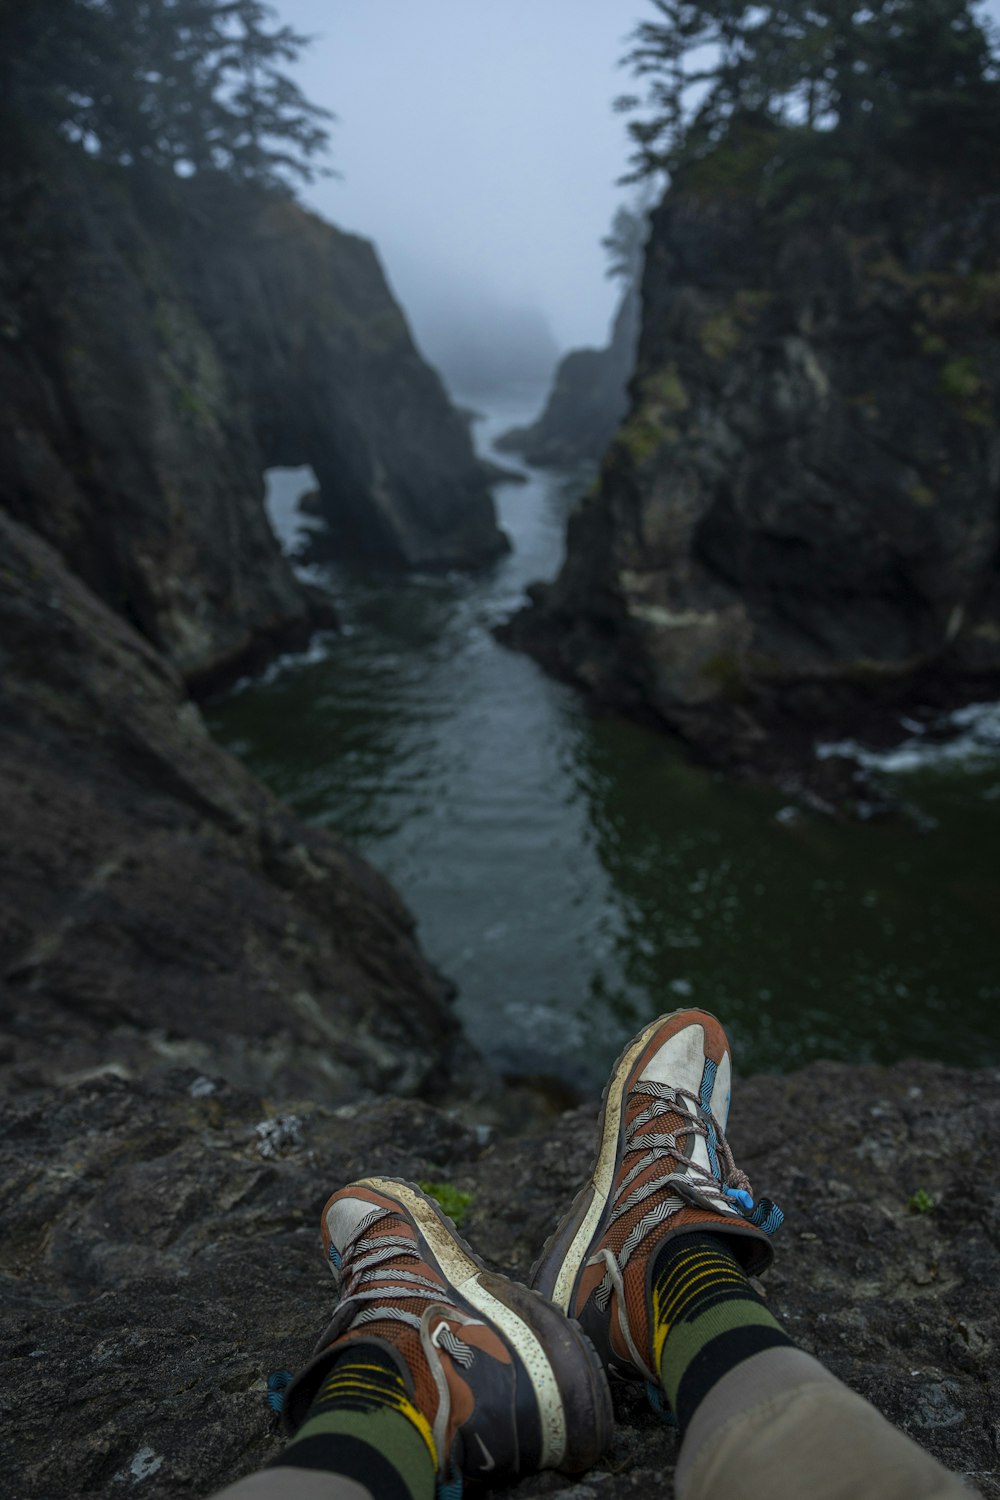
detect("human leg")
[211,1176,612,1499]
[532,1008,973,1500]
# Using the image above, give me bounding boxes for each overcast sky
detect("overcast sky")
[281,1,1000,364]
[281,1,645,359]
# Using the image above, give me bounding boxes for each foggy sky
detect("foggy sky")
[281,0,645,369]
[281,1,1000,375]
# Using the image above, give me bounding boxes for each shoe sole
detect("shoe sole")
[530,1009,694,1312]
[357,1174,614,1476]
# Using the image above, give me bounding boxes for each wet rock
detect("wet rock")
[3,1058,997,1497]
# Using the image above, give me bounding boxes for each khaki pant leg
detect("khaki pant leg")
[677,1348,975,1500]
[209,1467,374,1500]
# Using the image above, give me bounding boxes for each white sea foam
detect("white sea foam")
[817,700,1000,775]
[227,631,337,696]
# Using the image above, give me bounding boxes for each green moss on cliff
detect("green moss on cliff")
[699,311,741,362]
[699,291,774,362]
[617,364,690,464]
[939,355,992,426]
[644,365,690,415]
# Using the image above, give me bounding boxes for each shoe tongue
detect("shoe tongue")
[637,1035,732,1127]
[325,1194,391,1258]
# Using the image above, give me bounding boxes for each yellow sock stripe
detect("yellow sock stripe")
[653,1262,750,1370]
[655,1247,737,1298]
[657,1264,747,1328]
[315,1361,438,1473]
[321,1360,407,1399]
[320,1379,411,1407]
[391,1392,437,1471]
[325,1374,407,1398]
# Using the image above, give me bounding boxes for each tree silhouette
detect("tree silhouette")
[0,0,333,189]
[617,0,1000,195]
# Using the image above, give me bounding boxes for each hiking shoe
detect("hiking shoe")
[282,1176,613,1485]
[530,1009,783,1383]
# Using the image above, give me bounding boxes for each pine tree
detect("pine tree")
[0,0,333,189]
[602,205,648,284]
[617,0,1000,196]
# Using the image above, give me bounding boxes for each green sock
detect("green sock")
[273,1344,436,1500]
[652,1233,794,1432]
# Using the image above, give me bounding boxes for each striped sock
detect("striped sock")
[652,1233,794,1432]
[273,1343,436,1500]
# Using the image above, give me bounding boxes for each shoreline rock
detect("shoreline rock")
[0,143,506,690]
[501,189,1000,810]
[496,285,639,470]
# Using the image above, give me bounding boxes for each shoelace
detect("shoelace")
[587,1080,782,1379]
[330,1206,477,1363]
[329,1204,483,1470]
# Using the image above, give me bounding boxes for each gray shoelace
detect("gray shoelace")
[586,1081,754,1380]
[329,1204,482,1465]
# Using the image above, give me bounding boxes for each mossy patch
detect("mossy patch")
[699,291,773,362]
[418,1180,473,1226]
[618,414,664,464]
[909,481,935,508]
[916,324,947,359]
[939,356,992,426]
[642,365,690,415]
[617,364,689,464]
[699,311,741,362]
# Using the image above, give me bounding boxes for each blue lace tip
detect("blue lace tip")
[747,1198,785,1234]
[645,1380,678,1426]
[723,1186,755,1212]
[267,1370,293,1414]
[329,1244,344,1269]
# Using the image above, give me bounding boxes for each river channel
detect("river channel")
[209,389,1000,1091]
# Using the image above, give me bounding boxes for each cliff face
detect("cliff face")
[0,508,459,1100]
[503,190,1000,786]
[0,144,505,688]
[496,285,640,469]
[171,173,508,576]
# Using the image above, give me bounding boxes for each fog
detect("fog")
[279,1,643,390]
[280,0,1000,393]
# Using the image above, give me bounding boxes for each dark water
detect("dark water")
[209,390,1000,1089]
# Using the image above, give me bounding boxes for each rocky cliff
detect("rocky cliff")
[0,507,459,1101]
[0,142,505,690]
[3,1055,997,1497]
[496,285,640,469]
[502,188,1000,796]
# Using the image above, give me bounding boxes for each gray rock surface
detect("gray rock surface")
[3,1058,997,1498]
[0,508,459,1102]
[503,190,1000,803]
[0,142,505,690]
[497,287,640,471]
